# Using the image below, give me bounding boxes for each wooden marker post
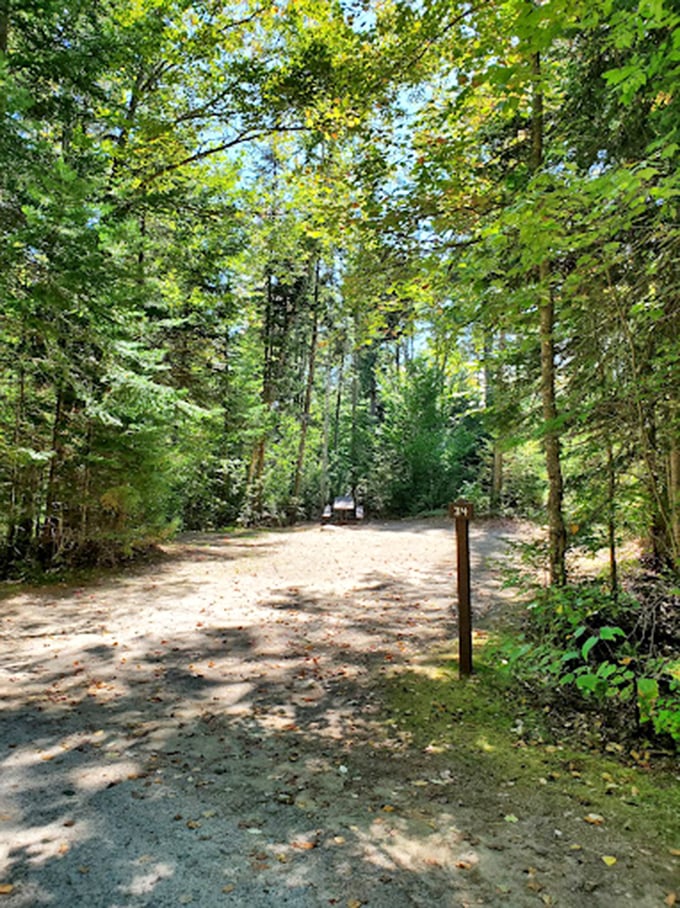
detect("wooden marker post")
[448,500,473,677]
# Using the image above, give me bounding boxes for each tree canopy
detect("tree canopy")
[0,0,677,582]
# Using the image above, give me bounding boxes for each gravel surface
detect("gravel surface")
[0,519,675,906]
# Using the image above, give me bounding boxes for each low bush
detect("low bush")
[497,573,680,750]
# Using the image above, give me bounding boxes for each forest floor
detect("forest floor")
[0,518,678,907]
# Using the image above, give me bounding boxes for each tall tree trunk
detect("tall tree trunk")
[531,50,567,585]
[606,436,619,599]
[350,349,359,498]
[247,271,275,518]
[670,424,680,566]
[333,354,344,465]
[291,260,320,514]
[40,386,65,563]
[0,0,9,55]
[484,329,504,514]
[321,356,331,506]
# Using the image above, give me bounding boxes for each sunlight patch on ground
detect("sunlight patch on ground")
[0,818,94,872]
[121,858,174,896]
[353,817,476,874]
[69,759,141,792]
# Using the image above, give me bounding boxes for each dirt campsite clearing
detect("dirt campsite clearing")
[1,518,678,907]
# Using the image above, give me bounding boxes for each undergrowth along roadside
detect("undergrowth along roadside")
[380,652,680,852]
[495,543,680,750]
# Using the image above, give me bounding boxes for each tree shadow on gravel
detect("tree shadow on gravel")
[1,529,673,908]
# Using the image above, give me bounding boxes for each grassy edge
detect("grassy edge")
[378,642,680,853]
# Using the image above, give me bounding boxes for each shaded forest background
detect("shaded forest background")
[0,0,678,584]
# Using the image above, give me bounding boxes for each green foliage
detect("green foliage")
[497,580,680,747]
[1,0,679,579]
[370,359,485,515]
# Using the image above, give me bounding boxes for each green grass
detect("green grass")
[379,645,680,850]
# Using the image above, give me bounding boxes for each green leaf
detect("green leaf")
[576,673,600,694]
[599,626,625,641]
[637,678,659,698]
[581,636,599,660]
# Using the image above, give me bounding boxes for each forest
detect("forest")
[1,5,680,902]
[1,0,678,577]
[1,0,679,723]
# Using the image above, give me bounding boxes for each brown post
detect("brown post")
[448,500,473,677]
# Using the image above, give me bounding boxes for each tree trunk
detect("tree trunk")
[606,436,618,599]
[321,355,331,507]
[0,0,9,55]
[247,271,275,519]
[670,428,680,566]
[532,50,567,585]
[40,386,65,564]
[484,329,504,514]
[291,260,320,514]
[333,354,344,464]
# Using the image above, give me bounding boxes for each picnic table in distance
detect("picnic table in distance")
[321,496,364,524]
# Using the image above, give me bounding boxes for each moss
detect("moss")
[379,648,680,849]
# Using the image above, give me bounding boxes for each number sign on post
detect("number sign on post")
[448,499,473,677]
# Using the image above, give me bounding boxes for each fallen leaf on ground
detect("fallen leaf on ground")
[583,813,605,825]
[0,885,14,896]
[601,855,617,866]
[664,893,676,906]
[504,814,519,823]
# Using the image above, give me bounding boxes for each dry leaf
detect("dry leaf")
[669,849,680,857]
[381,805,395,813]
[601,855,617,866]
[455,860,472,870]
[347,901,363,908]
[583,813,604,826]
[665,893,677,907]
[0,885,14,896]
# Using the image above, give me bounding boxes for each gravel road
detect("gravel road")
[0,519,674,906]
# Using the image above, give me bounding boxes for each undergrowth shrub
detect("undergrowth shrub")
[497,564,680,750]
